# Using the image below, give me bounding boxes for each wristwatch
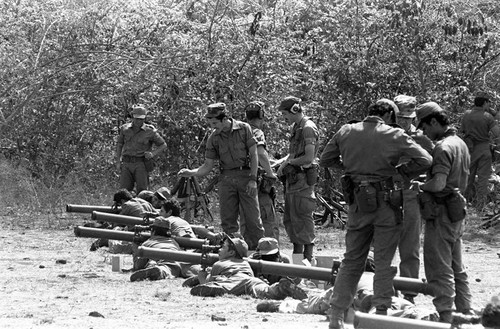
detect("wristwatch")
[249,175,258,182]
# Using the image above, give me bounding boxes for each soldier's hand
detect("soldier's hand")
[246,180,258,196]
[264,172,278,180]
[115,162,121,172]
[144,151,154,160]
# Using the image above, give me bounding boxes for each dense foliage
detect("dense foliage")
[0,0,499,205]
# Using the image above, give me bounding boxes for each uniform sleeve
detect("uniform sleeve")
[430,145,452,176]
[243,123,257,149]
[397,132,433,177]
[204,132,219,160]
[319,126,346,168]
[150,128,166,146]
[253,128,266,148]
[303,121,319,146]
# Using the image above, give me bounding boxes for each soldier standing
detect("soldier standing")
[460,91,500,208]
[242,101,279,240]
[276,96,319,264]
[319,99,432,329]
[115,105,167,193]
[415,102,473,323]
[393,95,434,304]
[178,103,264,250]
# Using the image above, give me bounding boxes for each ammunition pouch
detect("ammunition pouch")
[419,190,466,223]
[259,175,277,194]
[144,158,155,172]
[282,164,299,185]
[418,192,440,221]
[354,182,378,213]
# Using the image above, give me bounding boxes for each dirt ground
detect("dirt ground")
[1,214,499,329]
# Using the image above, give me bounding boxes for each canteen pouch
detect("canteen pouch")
[418,191,439,221]
[144,158,155,172]
[305,164,319,186]
[445,191,467,223]
[354,182,378,213]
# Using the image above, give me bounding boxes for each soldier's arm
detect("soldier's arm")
[420,173,447,192]
[288,143,315,167]
[178,158,215,177]
[257,145,276,178]
[319,137,342,169]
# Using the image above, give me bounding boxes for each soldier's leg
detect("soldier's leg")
[398,189,422,300]
[237,175,264,250]
[218,175,240,235]
[259,191,279,240]
[119,162,135,191]
[135,162,149,194]
[423,205,456,317]
[330,221,372,311]
[451,226,472,313]
[371,203,402,312]
[475,147,492,206]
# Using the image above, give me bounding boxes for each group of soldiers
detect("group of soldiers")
[112,93,500,328]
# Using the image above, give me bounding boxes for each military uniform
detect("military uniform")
[117,121,166,193]
[283,117,319,249]
[423,127,472,316]
[397,126,434,300]
[320,113,432,317]
[240,124,278,240]
[205,118,264,250]
[461,106,497,205]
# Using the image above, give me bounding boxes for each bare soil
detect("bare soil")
[1,214,499,329]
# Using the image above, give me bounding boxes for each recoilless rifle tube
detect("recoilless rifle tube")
[137,246,434,296]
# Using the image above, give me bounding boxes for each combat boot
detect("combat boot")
[256,301,281,313]
[375,306,388,315]
[273,278,308,300]
[328,307,345,329]
[439,310,453,323]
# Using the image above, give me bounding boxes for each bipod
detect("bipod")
[173,176,214,223]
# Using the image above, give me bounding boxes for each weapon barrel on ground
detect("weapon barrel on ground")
[66,204,120,214]
[354,311,450,329]
[137,247,434,296]
[74,226,206,249]
[91,212,216,239]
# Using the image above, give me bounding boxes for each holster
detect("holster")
[340,175,355,205]
[387,189,403,223]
